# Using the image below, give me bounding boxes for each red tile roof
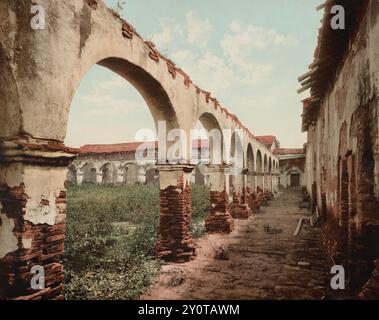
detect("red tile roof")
[80,142,158,154]
[79,140,208,155]
[274,148,305,156]
[256,135,278,147]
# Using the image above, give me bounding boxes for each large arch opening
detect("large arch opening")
[247,144,255,172]
[229,131,244,197]
[196,112,223,166]
[256,150,263,192]
[263,154,268,191]
[81,162,98,184]
[246,143,256,200]
[63,58,177,300]
[63,53,213,298]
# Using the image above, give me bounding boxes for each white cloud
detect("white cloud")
[224,21,298,53]
[150,18,183,49]
[92,75,126,90]
[186,11,213,48]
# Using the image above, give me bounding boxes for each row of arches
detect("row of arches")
[68,162,158,185]
[197,113,279,173]
[0,1,280,300]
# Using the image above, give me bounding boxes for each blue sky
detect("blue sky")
[65,0,322,148]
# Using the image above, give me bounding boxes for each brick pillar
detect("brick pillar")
[0,140,77,300]
[230,171,251,219]
[155,164,196,262]
[205,165,234,234]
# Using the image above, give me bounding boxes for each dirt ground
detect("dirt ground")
[142,189,335,300]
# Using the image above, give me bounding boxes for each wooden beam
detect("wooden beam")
[297,67,319,82]
[297,82,314,94]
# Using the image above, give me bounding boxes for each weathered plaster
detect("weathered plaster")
[0,206,18,259]
[23,166,67,226]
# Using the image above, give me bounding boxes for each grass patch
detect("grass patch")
[64,183,209,300]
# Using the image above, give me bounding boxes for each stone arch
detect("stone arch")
[229,131,244,195]
[124,162,139,185]
[256,150,263,191]
[82,162,97,184]
[197,112,223,165]
[246,143,255,172]
[246,143,256,196]
[101,163,117,185]
[118,163,129,185]
[67,164,78,185]
[256,150,263,173]
[145,164,158,185]
[287,168,302,188]
[263,154,268,173]
[230,130,244,169]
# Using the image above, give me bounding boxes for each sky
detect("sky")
[65,0,322,148]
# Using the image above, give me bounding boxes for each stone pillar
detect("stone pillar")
[230,170,251,219]
[205,165,234,234]
[262,173,266,191]
[270,173,273,193]
[137,167,146,184]
[155,164,196,262]
[274,173,279,193]
[117,167,124,184]
[76,169,83,185]
[96,169,102,185]
[0,140,77,300]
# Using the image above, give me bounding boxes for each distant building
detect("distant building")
[274,148,306,189]
[67,140,210,186]
[256,136,280,153]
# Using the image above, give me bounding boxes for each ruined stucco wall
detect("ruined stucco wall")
[305,0,379,293]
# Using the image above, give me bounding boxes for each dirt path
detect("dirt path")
[142,189,333,300]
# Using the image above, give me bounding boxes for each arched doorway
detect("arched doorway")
[289,171,301,188]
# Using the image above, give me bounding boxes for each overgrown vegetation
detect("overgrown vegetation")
[64,184,209,300]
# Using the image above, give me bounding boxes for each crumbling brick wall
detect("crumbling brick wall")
[304,0,379,295]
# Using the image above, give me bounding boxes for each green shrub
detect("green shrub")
[191,185,210,238]
[64,184,209,300]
